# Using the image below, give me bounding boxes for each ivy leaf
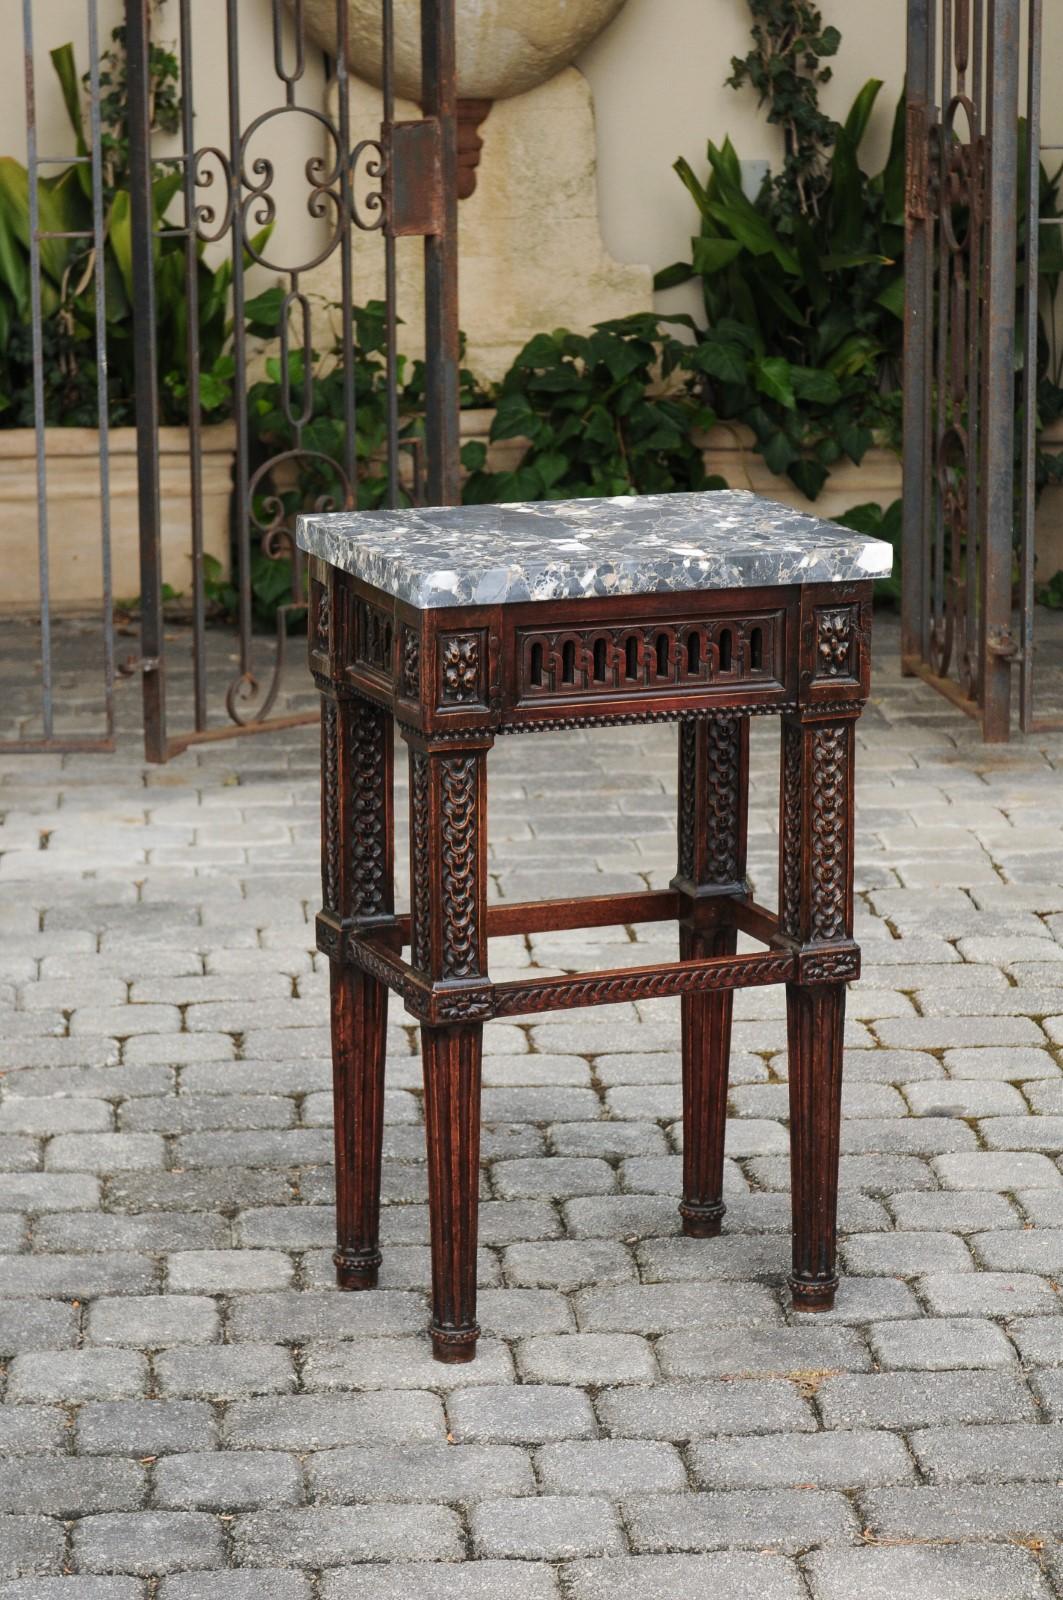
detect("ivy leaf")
[761,429,799,475]
[755,357,797,409]
[491,392,539,441]
[690,338,749,386]
[534,451,570,490]
[790,367,842,404]
[788,457,829,499]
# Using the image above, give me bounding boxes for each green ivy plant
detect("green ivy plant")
[461,315,721,502]
[726,0,841,221]
[657,3,905,501]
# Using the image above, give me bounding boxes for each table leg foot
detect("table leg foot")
[431,1324,480,1363]
[790,1275,838,1313]
[679,1201,725,1238]
[334,1249,381,1291]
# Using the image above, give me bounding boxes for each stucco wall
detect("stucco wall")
[2,0,1058,340]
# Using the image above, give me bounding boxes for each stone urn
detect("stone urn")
[296,0,629,192]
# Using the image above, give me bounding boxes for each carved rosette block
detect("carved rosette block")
[440,632,486,707]
[815,608,854,679]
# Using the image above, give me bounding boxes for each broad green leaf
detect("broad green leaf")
[50,44,88,156]
[828,128,864,252]
[705,201,799,273]
[691,237,744,276]
[843,79,883,152]
[108,190,133,301]
[654,260,696,291]
[0,156,82,287]
[673,156,712,220]
[883,91,907,224]
[0,191,29,317]
[705,139,747,206]
[876,274,906,319]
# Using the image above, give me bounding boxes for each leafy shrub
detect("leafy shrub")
[461,314,722,503]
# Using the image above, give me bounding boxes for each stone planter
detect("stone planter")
[697,423,903,524]
[0,424,235,612]
[299,0,629,100]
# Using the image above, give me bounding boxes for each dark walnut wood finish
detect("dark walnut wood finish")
[311,558,873,1360]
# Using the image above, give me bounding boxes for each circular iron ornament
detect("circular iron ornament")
[237,105,352,274]
[940,95,980,256]
[191,147,235,243]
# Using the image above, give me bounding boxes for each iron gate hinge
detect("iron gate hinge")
[386,119,443,237]
[986,627,1018,662]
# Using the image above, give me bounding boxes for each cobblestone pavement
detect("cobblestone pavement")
[3,610,1063,1598]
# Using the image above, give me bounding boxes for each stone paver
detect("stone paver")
[4,616,1063,1592]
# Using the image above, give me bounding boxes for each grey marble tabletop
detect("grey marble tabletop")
[297,489,893,610]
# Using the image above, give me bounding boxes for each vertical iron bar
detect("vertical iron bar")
[933,0,951,664]
[421,0,460,506]
[1020,0,1042,731]
[383,0,400,508]
[178,0,207,731]
[127,0,168,761]
[228,0,253,684]
[23,0,53,739]
[336,2,357,507]
[902,0,933,671]
[979,0,1021,741]
[964,3,983,696]
[88,0,115,741]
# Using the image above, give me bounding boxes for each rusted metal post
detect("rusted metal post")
[126,0,168,761]
[902,0,933,674]
[421,0,461,506]
[979,0,1021,742]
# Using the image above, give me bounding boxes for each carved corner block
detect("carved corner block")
[798,586,872,704]
[309,561,353,685]
[438,630,489,711]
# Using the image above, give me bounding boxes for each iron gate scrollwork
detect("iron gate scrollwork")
[127,0,459,761]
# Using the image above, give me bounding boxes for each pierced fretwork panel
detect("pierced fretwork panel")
[515,613,783,703]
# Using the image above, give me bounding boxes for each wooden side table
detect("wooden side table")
[298,491,891,1362]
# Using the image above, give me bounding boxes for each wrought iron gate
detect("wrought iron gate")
[902,0,1063,741]
[901,0,1022,743]
[7,0,458,761]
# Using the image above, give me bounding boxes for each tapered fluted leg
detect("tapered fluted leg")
[673,717,749,1239]
[331,963,388,1288]
[679,925,735,1238]
[422,1023,483,1362]
[404,728,492,1362]
[779,707,858,1315]
[318,684,395,1296]
[787,980,846,1311]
